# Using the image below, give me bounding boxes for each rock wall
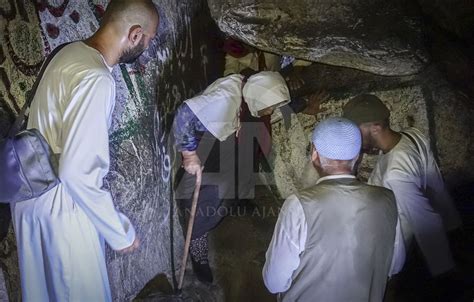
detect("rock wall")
[205,0,474,200]
[0,1,222,301]
[207,0,429,76]
[417,0,474,42]
[1,0,473,300]
[269,65,474,199]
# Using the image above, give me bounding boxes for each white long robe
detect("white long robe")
[11,42,136,302]
[369,127,461,276]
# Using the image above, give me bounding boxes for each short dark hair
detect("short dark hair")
[343,94,390,125]
[101,0,158,29]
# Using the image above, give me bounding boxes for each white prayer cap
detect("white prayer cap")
[243,71,290,117]
[312,117,361,160]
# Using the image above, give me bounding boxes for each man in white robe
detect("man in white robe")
[263,117,397,301]
[343,94,462,277]
[173,71,292,283]
[11,1,159,301]
[221,38,324,204]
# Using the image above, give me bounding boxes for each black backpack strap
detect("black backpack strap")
[8,42,71,137]
[401,131,420,154]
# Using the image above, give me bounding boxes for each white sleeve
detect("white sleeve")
[426,161,462,230]
[263,194,307,294]
[387,216,406,276]
[384,173,454,275]
[58,74,135,251]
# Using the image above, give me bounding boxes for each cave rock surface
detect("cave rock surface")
[208,0,429,76]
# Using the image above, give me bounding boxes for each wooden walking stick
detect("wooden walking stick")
[177,169,202,290]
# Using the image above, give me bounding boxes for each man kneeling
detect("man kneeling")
[263,117,397,301]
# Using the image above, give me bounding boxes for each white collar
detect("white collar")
[316,174,356,185]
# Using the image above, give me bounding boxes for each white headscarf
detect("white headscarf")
[185,71,290,141]
[243,71,290,117]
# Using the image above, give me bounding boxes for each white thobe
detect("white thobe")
[262,191,308,294]
[11,42,136,302]
[263,174,396,301]
[263,175,364,294]
[369,127,461,276]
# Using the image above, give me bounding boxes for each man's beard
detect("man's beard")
[119,38,146,64]
[362,134,379,155]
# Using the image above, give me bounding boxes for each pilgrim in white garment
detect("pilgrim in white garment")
[368,127,461,276]
[12,42,136,302]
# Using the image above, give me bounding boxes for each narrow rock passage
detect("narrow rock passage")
[209,185,282,302]
[135,184,282,302]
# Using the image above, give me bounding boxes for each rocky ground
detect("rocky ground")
[134,183,280,302]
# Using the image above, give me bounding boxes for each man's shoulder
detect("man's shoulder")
[297,183,324,199]
[298,180,396,213]
[401,127,426,139]
[297,178,356,201]
[355,183,397,214]
[362,182,395,199]
[282,193,303,209]
[278,194,305,219]
[54,42,112,78]
[379,137,423,179]
[381,152,421,182]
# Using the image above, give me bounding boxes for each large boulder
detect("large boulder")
[207,0,429,76]
[269,64,474,198]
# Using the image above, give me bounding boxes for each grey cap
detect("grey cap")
[342,94,390,125]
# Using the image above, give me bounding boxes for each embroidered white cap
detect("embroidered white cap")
[312,117,361,160]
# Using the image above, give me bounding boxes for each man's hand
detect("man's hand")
[118,237,140,254]
[285,74,305,92]
[182,151,202,175]
[285,66,306,92]
[302,90,330,115]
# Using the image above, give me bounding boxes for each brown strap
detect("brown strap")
[8,42,71,137]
